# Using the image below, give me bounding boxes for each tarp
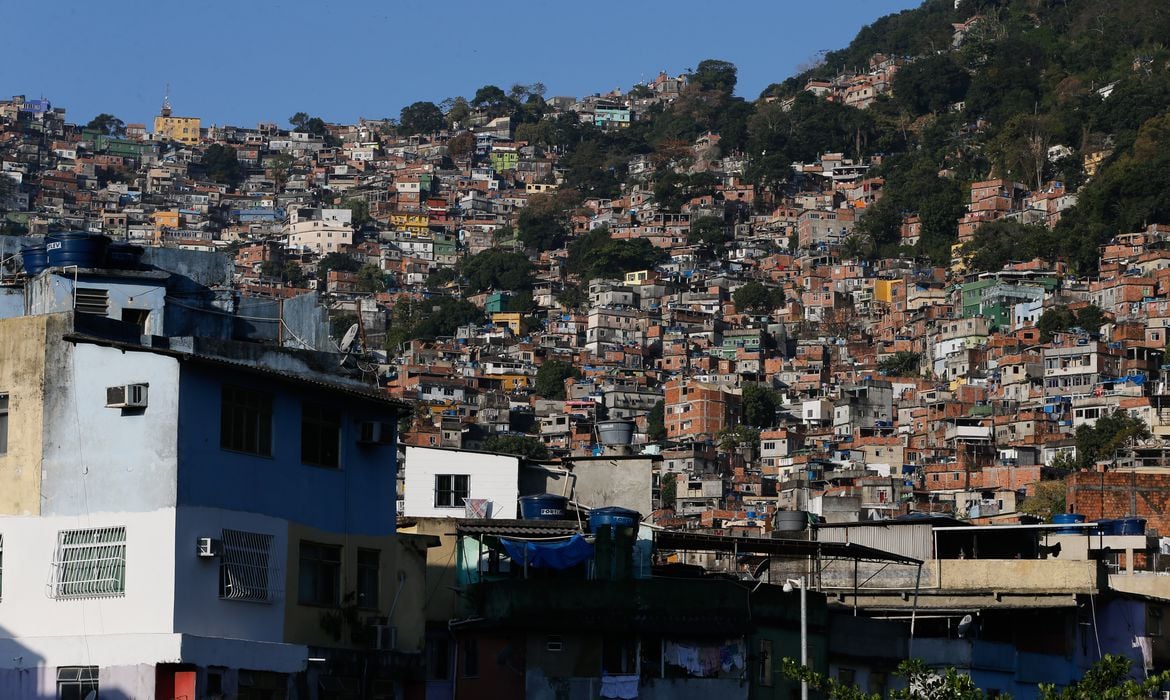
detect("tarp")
[500,534,594,570]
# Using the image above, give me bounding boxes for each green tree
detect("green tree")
[289,112,310,130]
[203,144,241,186]
[269,153,295,191]
[660,472,677,509]
[534,360,580,400]
[647,400,666,442]
[342,198,372,230]
[517,192,575,251]
[357,263,387,293]
[1039,654,1170,699]
[483,434,550,461]
[733,281,785,313]
[317,252,361,276]
[384,296,484,350]
[878,351,921,377]
[471,85,514,118]
[283,262,307,287]
[892,54,970,116]
[1020,480,1067,521]
[460,249,534,292]
[1075,409,1152,468]
[688,215,726,248]
[85,113,126,137]
[742,384,781,429]
[556,283,587,310]
[1036,306,1078,343]
[718,425,760,453]
[329,311,358,339]
[1074,304,1109,335]
[399,101,445,136]
[447,131,476,160]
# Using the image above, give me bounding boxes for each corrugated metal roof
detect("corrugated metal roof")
[654,530,922,565]
[457,519,583,537]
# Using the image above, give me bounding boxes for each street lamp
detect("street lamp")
[783,577,808,700]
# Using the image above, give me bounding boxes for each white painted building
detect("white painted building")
[402,446,521,520]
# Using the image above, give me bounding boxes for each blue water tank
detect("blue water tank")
[519,494,569,521]
[589,506,640,532]
[46,232,109,269]
[21,245,48,275]
[1053,512,1086,534]
[1114,517,1146,536]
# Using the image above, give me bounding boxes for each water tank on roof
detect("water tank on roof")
[774,510,809,532]
[519,494,569,521]
[46,232,109,269]
[596,420,634,446]
[1052,512,1086,534]
[20,244,48,275]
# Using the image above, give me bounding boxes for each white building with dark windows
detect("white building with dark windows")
[401,445,521,520]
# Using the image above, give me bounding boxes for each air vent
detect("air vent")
[74,287,109,316]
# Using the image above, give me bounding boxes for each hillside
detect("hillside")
[550,0,1170,274]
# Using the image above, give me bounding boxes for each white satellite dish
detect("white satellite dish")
[957,614,974,638]
[339,323,359,353]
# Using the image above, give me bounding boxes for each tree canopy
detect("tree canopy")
[534,360,580,400]
[460,249,534,292]
[399,101,445,136]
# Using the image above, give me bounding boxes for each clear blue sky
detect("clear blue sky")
[1,0,921,128]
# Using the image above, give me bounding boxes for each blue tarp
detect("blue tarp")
[500,534,594,570]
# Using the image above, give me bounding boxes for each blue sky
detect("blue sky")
[0,0,920,128]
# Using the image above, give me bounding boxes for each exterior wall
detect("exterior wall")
[565,456,654,516]
[402,446,520,520]
[1067,470,1170,534]
[172,506,290,643]
[41,340,181,516]
[0,315,54,516]
[0,508,178,656]
[176,363,399,536]
[27,272,168,335]
[282,522,429,655]
[153,115,201,145]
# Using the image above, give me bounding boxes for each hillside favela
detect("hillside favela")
[8,0,1170,698]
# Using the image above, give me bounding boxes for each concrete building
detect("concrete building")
[0,311,432,699]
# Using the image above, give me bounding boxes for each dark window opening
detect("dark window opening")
[221,385,273,456]
[434,474,470,508]
[298,541,341,607]
[301,402,341,468]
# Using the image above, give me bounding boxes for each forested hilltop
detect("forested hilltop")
[535,0,1170,274]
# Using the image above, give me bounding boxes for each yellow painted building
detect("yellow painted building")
[491,312,524,336]
[0,314,60,516]
[154,102,201,145]
[389,213,429,235]
[282,521,433,654]
[873,279,902,304]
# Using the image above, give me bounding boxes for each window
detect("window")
[298,541,341,607]
[0,393,7,455]
[356,548,379,609]
[51,527,126,599]
[838,667,856,686]
[220,529,276,603]
[434,475,470,509]
[221,385,273,456]
[301,403,341,468]
[601,635,638,675]
[57,666,98,700]
[463,638,479,678]
[758,638,773,686]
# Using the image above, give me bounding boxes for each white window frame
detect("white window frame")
[220,529,278,603]
[50,527,126,599]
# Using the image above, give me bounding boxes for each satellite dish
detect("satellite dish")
[957,614,974,639]
[339,323,359,353]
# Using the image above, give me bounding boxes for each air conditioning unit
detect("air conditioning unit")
[197,537,221,558]
[358,421,393,445]
[367,623,397,650]
[106,383,148,409]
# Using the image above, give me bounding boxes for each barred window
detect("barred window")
[220,529,276,603]
[51,527,126,599]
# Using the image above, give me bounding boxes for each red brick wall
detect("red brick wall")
[1067,470,1170,535]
